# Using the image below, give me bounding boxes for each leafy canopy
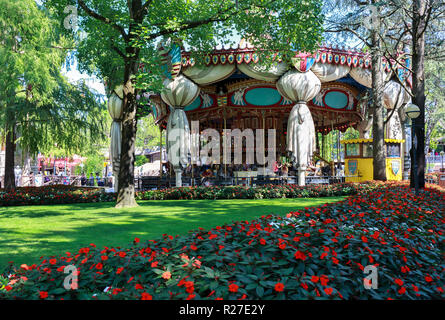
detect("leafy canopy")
[0,0,107,157]
[42,0,325,92]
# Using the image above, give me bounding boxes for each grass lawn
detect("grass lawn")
[0,197,344,268]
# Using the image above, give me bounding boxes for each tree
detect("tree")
[0,0,107,190]
[424,60,445,154]
[323,0,445,184]
[136,116,164,149]
[43,0,325,207]
[323,0,392,180]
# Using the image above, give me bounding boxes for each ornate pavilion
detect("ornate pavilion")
[108,40,412,187]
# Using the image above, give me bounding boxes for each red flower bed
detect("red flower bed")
[0,185,115,207]
[0,183,444,300]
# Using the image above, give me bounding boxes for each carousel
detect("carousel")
[108,39,412,188]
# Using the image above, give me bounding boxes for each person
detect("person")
[200,168,214,186]
[281,163,289,176]
[96,173,103,186]
[88,174,94,186]
[80,173,87,186]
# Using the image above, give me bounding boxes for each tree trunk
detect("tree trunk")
[370,17,387,181]
[115,1,144,208]
[411,0,426,189]
[115,76,139,208]
[4,121,16,191]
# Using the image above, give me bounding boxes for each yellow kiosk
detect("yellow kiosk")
[341,139,405,182]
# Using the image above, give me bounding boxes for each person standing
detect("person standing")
[80,173,87,186]
[88,174,94,186]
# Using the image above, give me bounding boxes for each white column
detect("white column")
[298,167,306,186]
[175,168,182,187]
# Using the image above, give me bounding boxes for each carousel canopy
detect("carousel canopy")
[146,42,412,134]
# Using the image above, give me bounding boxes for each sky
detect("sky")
[62,61,106,96]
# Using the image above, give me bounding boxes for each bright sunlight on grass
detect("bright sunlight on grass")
[0,197,344,268]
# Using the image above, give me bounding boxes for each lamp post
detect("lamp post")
[405,103,421,195]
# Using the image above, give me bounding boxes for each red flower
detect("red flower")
[135,284,144,290]
[294,250,306,261]
[186,285,195,293]
[425,275,433,282]
[259,238,266,245]
[151,261,159,268]
[118,252,126,258]
[95,263,103,270]
[49,259,57,265]
[141,292,152,300]
[395,278,404,286]
[300,282,308,290]
[228,283,239,293]
[324,287,333,295]
[398,287,406,295]
[274,282,285,292]
[361,236,368,243]
[116,267,124,274]
[134,237,140,243]
[320,275,329,286]
[39,291,48,299]
[311,276,319,283]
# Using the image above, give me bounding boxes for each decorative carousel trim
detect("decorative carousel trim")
[179,46,407,74]
[341,138,405,144]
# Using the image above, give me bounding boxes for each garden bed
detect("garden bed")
[1,183,443,300]
[0,185,114,207]
[1,182,386,207]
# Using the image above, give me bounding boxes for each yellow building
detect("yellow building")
[341,139,404,182]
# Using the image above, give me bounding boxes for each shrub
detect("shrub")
[0,185,115,207]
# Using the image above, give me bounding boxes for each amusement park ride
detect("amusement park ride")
[108,39,413,187]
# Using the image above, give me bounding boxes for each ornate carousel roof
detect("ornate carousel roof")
[142,41,412,134]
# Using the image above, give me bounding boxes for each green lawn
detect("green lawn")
[0,197,344,268]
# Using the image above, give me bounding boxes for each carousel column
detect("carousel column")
[161,75,200,187]
[107,86,124,192]
[277,70,321,186]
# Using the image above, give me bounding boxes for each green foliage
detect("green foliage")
[0,186,113,207]
[0,0,107,160]
[135,182,377,201]
[136,115,164,149]
[135,155,150,167]
[42,0,325,92]
[425,60,445,152]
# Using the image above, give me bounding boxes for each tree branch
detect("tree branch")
[77,0,128,41]
[139,0,154,15]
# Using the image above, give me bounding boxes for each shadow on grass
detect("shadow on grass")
[0,197,344,267]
